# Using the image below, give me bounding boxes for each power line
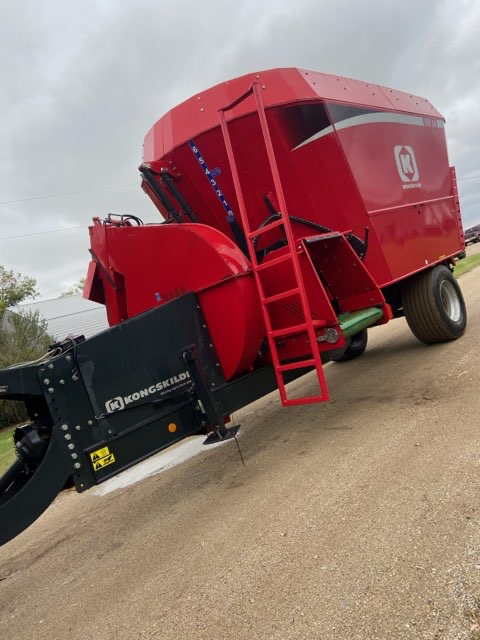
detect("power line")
[0,183,138,206]
[0,226,85,241]
[458,175,480,181]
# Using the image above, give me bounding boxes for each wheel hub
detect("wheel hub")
[440,279,461,322]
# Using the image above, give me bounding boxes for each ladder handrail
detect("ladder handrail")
[218,83,329,405]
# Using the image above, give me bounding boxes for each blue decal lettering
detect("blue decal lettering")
[188,139,236,223]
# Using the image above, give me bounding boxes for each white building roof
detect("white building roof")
[17,295,109,340]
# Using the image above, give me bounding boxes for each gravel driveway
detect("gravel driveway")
[1,264,479,640]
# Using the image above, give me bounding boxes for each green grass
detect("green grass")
[0,428,15,474]
[455,253,480,278]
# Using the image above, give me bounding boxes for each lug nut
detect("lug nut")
[64,434,72,441]
[73,463,81,470]
[61,424,69,431]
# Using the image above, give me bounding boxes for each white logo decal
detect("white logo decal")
[394,145,420,186]
[106,396,125,412]
[104,372,191,413]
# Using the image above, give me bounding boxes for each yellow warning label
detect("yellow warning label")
[90,446,110,462]
[92,454,116,471]
[90,446,116,471]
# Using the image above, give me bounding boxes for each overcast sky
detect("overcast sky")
[1,0,479,300]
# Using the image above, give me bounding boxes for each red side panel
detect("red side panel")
[331,116,462,283]
[83,261,104,304]
[84,221,264,380]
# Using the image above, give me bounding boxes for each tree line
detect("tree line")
[0,267,53,426]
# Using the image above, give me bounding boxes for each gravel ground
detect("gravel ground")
[0,261,479,640]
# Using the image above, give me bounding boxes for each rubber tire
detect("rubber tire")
[332,329,368,362]
[402,265,467,344]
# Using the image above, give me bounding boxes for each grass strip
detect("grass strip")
[455,253,480,278]
[0,428,15,475]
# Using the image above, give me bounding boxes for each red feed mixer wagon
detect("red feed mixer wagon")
[0,68,467,546]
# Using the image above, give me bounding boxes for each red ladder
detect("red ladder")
[218,83,329,406]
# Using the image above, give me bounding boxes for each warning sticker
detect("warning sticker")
[90,446,116,471]
[90,447,110,461]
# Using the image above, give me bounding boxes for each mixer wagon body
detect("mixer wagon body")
[0,69,466,546]
[143,67,463,286]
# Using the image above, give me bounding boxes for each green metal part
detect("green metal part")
[338,307,384,337]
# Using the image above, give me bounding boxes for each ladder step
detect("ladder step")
[247,217,284,238]
[263,287,300,304]
[277,358,316,372]
[283,395,327,406]
[255,252,292,271]
[270,322,308,338]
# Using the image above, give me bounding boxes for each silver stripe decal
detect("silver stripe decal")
[292,112,444,151]
[292,125,334,150]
